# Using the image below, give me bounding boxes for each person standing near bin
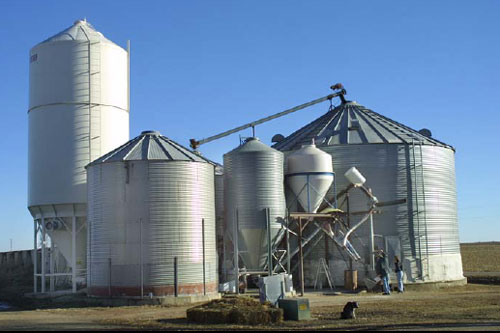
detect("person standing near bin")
[395,256,404,293]
[375,250,391,295]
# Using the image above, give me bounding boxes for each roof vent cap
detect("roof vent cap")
[141,130,161,136]
[418,128,432,137]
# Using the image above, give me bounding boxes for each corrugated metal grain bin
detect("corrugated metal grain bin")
[86,131,217,297]
[273,101,463,286]
[224,137,286,272]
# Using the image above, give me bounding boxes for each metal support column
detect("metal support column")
[286,212,290,274]
[346,192,353,271]
[108,258,112,297]
[266,208,273,276]
[139,218,143,298]
[72,216,77,293]
[174,257,178,297]
[298,217,304,297]
[41,216,46,293]
[222,233,227,282]
[202,218,206,296]
[33,219,38,293]
[50,240,55,292]
[234,209,239,295]
[369,188,375,271]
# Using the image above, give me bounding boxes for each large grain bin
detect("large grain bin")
[224,138,286,272]
[273,101,464,286]
[87,131,217,297]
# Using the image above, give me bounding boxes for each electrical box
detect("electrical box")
[278,298,311,321]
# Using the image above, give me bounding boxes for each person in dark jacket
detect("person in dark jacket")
[394,256,404,293]
[375,250,391,295]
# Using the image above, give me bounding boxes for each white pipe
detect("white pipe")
[342,185,378,248]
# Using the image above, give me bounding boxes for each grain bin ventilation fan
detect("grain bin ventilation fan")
[44,219,62,231]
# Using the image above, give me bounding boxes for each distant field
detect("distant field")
[461,242,500,272]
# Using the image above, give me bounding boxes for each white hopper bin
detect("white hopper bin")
[285,143,334,213]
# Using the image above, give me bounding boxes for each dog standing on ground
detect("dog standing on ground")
[340,301,359,319]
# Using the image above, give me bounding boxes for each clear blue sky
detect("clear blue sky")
[0,0,498,252]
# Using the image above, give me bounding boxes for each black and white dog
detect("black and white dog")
[340,301,359,319]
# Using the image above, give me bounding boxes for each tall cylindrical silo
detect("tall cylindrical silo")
[224,137,286,272]
[273,101,464,286]
[87,131,218,297]
[28,20,129,289]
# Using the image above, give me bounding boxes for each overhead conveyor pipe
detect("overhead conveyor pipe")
[189,84,347,150]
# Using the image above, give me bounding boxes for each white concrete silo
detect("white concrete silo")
[28,20,129,293]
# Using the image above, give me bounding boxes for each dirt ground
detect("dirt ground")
[1,284,499,331]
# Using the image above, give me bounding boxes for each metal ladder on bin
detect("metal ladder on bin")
[313,258,335,290]
[361,110,429,280]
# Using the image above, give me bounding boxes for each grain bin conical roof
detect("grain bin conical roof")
[272,101,453,151]
[36,19,117,46]
[88,130,213,166]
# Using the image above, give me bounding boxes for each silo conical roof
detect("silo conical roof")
[88,131,214,166]
[225,137,278,155]
[273,101,453,151]
[36,19,117,47]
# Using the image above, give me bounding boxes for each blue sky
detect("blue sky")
[0,0,498,251]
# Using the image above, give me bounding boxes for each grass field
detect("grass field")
[461,242,500,272]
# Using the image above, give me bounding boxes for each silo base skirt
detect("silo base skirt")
[88,282,218,297]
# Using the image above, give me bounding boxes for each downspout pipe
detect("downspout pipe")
[342,185,378,248]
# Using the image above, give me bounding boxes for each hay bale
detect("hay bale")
[187,296,283,325]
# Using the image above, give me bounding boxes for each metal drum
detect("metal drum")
[87,131,217,297]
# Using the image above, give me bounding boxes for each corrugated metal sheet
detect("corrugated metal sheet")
[224,138,286,271]
[87,160,217,295]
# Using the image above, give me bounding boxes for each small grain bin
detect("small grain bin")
[87,131,217,297]
[224,138,286,272]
